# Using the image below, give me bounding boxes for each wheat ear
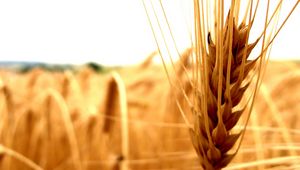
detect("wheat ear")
[189,1,300,169]
[189,13,258,170]
[103,72,129,170]
[142,1,262,168]
[143,0,299,169]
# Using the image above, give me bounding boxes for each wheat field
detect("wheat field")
[0,59,299,170]
[1,0,300,169]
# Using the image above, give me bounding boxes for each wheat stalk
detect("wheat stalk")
[0,144,43,170]
[143,0,299,169]
[29,88,83,170]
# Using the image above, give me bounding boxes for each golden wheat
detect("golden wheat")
[143,0,300,169]
[0,1,299,170]
[189,11,259,170]
[190,1,299,169]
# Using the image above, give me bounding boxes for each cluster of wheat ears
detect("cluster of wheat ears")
[0,0,299,170]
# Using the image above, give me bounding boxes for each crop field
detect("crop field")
[0,60,299,170]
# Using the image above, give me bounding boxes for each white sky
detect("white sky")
[0,0,299,66]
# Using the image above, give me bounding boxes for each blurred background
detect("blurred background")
[0,0,299,66]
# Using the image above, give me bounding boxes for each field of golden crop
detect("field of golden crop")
[0,60,299,170]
